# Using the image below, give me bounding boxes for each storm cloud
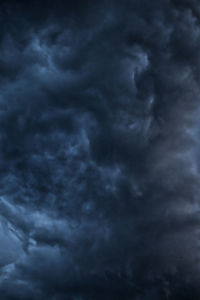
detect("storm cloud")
[0,0,200,299]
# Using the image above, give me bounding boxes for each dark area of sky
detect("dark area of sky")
[0,0,200,299]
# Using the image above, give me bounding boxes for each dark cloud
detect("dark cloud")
[0,0,200,299]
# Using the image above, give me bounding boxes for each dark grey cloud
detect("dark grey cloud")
[0,0,200,299]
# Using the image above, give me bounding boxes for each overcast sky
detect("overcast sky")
[0,0,200,299]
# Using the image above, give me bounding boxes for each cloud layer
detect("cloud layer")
[0,0,200,299]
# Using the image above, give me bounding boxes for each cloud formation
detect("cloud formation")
[0,0,200,299]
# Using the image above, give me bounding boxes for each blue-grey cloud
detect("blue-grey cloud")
[0,1,200,299]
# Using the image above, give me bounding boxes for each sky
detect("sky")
[0,0,200,299]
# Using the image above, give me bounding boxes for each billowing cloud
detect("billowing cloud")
[0,0,200,299]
